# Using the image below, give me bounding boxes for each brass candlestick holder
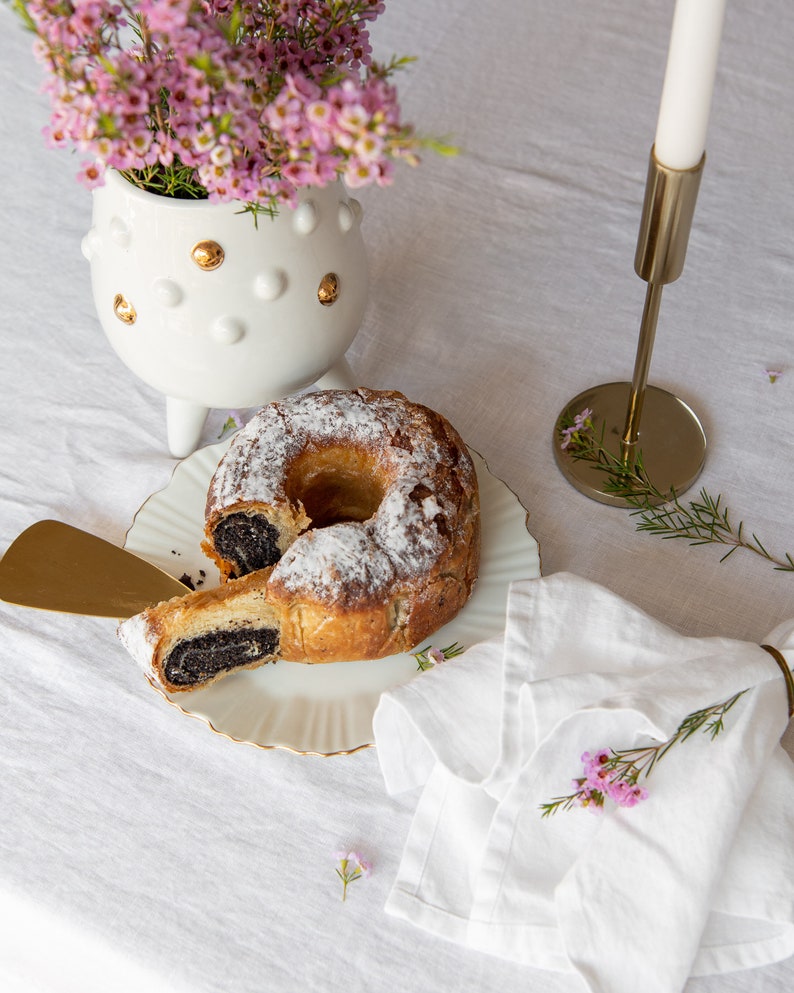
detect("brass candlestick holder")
[554,147,708,506]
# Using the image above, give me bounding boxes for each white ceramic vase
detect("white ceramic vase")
[82,170,368,456]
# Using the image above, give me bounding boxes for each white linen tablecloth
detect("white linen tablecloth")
[2,2,794,992]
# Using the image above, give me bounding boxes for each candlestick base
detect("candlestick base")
[553,382,706,507]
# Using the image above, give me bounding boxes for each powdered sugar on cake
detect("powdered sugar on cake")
[117,610,161,681]
[206,390,474,599]
[206,390,466,513]
[203,388,479,641]
[272,523,396,604]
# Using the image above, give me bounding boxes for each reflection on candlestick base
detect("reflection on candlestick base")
[553,381,706,507]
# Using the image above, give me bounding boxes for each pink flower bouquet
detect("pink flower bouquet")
[14,0,444,211]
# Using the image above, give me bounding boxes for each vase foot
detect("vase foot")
[314,357,357,391]
[166,397,209,458]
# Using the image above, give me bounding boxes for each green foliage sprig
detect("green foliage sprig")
[558,409,794,572]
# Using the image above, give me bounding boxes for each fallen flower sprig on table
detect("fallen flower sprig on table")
[558,408,794,572]
[334,851,372,901]
[218,410,244,439]
[540,690,747,817]
[413,642,465,671]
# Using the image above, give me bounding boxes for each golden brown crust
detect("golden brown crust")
[117,570,283,693]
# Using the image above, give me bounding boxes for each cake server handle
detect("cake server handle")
[0,520,189,618]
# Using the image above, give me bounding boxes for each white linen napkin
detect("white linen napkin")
[373,573,794,993]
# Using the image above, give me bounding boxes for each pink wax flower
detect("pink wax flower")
[15,0,443,212]
[541,747,650,817]
[334,850,372,901]
[77,159,106,188]
[560,407,595,451]
[218,410,244,439]
[414,642,465,671]
[620,784,650,807]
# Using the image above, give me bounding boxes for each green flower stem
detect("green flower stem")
[558,411,794,572]
[539,691,747,817]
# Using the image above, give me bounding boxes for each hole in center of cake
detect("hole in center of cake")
[287,447,386,529]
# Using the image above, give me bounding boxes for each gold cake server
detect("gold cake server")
[0,520,189,618]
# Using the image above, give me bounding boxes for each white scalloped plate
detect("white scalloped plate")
[125,439,540,755]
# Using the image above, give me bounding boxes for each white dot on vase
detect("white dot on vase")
[210,316,245,345]
[80,228,101,261]
[349,198,362,221]
[152,278,183,307]
[338,202,354,232]
[254,268,287,301]
[110,216,131,248]
[292,201,318,235]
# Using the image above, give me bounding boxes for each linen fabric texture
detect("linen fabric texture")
[373,573,794,993]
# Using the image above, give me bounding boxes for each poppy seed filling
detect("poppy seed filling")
[212,512,281,576]
[163,627,279,687]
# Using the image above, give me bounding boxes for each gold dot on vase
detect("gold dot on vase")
[317,273,339,307]
[113,293,137,325]
[190,240,225,270]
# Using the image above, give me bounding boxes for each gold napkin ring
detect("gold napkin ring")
[761,644,794,718]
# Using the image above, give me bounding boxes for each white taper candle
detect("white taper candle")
[654,0,727,170]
